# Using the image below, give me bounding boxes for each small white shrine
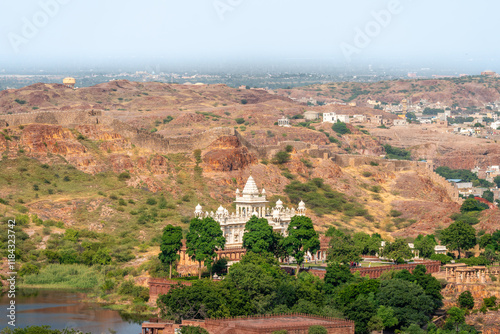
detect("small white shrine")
[278,116,291,127]
[194,176,306,247]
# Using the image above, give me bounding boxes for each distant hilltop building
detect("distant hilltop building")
[63,77,76,88]
[481,70,498,77]
[194,176,306,247]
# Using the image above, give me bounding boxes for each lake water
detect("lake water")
[1,289,144,334]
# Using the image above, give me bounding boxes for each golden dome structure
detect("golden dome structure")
[63,77,76,88]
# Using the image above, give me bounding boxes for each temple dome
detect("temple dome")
[242,176,259,196]
[298,200,306,210]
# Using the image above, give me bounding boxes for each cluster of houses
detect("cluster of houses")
[446,166,500,205]
[277,111,393,127]
[368,97,500,129]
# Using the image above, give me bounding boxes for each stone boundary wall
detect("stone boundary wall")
[204,314,355,334]
[148,278,192,302]
[0,110,102,127]
[305,261,441,279]
[107,120,238,154]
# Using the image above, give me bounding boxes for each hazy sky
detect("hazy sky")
[0,0,499,72]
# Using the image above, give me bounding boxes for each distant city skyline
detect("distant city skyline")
[1,0,499,73]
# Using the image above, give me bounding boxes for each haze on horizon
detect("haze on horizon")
[0,0,499,74]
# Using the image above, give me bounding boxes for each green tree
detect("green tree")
[376,305,399,329]
[445,307,465,333]
[92,248,112,265]
[273,151,291,164]
[440,221,477,259]
[323,263,354,293]
[494,175,500,188]
[344,295,377,334]
[460,198,486,213]
[377,279,434,328]
[243,216,275,254]
[458,291,474,310]
[326,228,361,264]
[281,216,320,277]
[482,190,494,203]
[159,224,183,279]
[186,217,226,279]
[308,325,327,334]
[414,235,437,259]
[381,239,413,264]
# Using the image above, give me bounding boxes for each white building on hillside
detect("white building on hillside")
[323,112,338,123]
[278,116,290,127]
[194,176,306,247]
[323,112,350,123]
[337,115,350,123]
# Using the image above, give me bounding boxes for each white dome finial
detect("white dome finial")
[194,204,203,217]
[276,199,283,209]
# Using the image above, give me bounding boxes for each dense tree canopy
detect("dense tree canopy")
[377,279,434,328]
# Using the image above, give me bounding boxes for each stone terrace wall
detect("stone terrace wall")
[0,110,102,127]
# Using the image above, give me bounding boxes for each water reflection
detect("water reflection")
[0,289,145,334]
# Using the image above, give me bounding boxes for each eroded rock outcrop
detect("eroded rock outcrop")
[203,136,257,172]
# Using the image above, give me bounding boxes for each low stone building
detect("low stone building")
[303,110,320,120]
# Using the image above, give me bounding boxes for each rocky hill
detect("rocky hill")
[0,80,498,244]
[277,76,500,108]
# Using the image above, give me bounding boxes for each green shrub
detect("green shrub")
[23,264,104,289]
[308,326,327,334]
[332,122,351,135]
[146,198,157,205]
[389,210,403,217]
[118,172,131,181]
[19,263,40,277]
[383,144,411,160]
[235,118,245,124]
[272,151,290,164]
[458,291,474,309]
[181,326,209,334]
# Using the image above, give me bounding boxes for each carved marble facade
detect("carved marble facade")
[194,176,306,248]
